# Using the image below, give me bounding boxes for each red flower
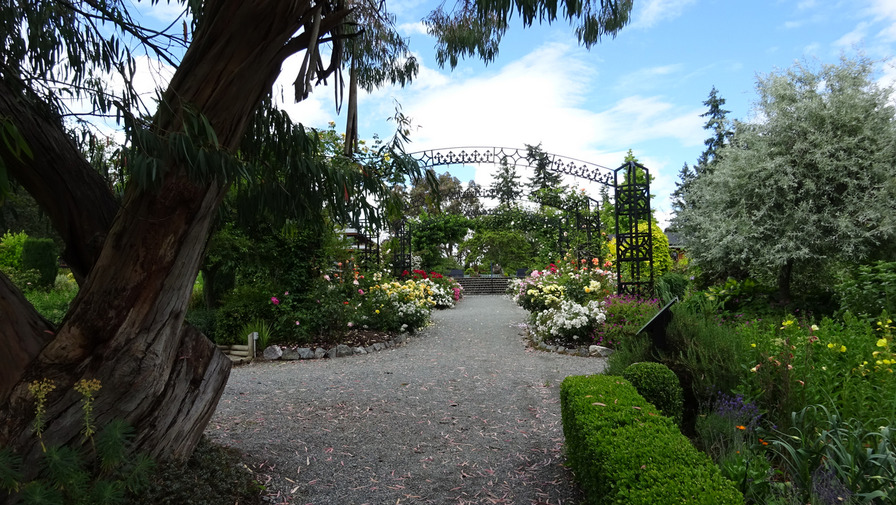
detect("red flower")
[271,296,280,305]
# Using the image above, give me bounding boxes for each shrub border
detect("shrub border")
[560,374,743,504]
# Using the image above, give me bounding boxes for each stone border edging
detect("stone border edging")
[258,333,410,362]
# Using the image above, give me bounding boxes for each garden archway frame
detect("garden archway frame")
[395,146,654,296]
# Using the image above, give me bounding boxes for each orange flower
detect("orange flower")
[758,438,769,446]
[736,425,746,430]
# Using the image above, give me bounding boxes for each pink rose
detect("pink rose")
[271,297,280,305]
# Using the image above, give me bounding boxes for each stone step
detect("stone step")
[456,277,512,295]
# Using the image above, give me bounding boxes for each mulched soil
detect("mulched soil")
[275,329,397,355]
[207,295,606,504]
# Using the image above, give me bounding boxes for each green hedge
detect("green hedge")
[21,237,58,288]
[560,374,742,505]
[622,362,684,425]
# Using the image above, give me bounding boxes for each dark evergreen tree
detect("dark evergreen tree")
[669,162,695,221]
[671,87,732,228]
[490,157,522,209]
[695,86,732,175]
[525,144,563,193]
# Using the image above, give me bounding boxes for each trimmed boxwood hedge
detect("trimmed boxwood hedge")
[622,362,684,425]
[560,374,742,505]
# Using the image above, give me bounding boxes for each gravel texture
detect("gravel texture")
[206,295,606,504]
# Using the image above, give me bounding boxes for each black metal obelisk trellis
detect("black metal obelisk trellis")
[614,161,654,297]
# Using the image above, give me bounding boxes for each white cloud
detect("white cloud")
[803,42,821,56]
[834,21,871,47]
[868,0,896,42]
[614,64,683,93]
[631,0,697,29]
[398,21,429,36]
[54,54,176,147]
[318,42,706,210]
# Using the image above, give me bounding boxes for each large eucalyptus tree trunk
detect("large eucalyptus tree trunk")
[0,0,348,476]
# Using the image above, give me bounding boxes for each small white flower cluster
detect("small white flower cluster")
[421,278,456,308]
[533,299,606,343]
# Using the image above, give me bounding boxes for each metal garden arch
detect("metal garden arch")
[393,146,654,296]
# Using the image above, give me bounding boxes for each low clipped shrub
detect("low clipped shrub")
[21,237,58,288]
[622,362,684,425]
[560,375,742,505]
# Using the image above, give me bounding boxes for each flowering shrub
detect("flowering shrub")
[401,269,463,308]
[592,294,660,347]
[357,278,435,332]
[510,256,616,346]
[532,299,607,343]
[509,257,614,313]
[739,314,896,423]
[261,261,463,344]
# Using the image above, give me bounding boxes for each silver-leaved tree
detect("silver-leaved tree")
[675,56,896,301]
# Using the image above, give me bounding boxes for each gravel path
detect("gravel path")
[206,295,605,505]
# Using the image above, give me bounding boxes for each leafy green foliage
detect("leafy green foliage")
[411,212,470,271]
[607,220,671,281]
[425,0,634,68]
[214,285,276,345]
[663,302,751,410]
[654,271,689,304]
[24,274,79,326]
[404,170,482,218]
[835,261,896,319]
[460,228,533,274]
[21,238,58,288]
[0,230,28,271]
[490,158,522,209]
[622,362,684,425]
[1,420,155,505]
[765,405,895,504]
[560,374,743,505]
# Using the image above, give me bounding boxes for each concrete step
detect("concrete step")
[456,277,512,295]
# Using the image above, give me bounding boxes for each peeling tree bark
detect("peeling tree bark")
[0,0,353,475]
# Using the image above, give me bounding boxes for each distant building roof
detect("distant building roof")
[666,232,684,248]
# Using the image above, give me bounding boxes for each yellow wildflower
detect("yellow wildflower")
[877,338,888,348]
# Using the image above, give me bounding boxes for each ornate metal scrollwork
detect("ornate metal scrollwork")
[392,147,653,296]
[410,147,615,186]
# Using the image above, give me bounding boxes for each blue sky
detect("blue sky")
[278,0,896,228]
[126,1,896,228]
